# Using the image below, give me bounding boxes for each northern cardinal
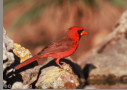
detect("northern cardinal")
[14,26,88,70]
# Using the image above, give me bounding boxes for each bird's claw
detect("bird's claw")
[58,61,72,73]
[60,61,66,65]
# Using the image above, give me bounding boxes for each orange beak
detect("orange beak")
[80,30,88,36]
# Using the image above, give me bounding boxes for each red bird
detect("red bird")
[14,26,88,70]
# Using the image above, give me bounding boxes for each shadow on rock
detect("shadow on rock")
[3,74,23,89]
[83,64,96,79]
[82,64,96,87]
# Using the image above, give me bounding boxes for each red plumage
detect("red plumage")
[14,26,88,70]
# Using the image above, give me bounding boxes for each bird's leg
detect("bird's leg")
[55,58,65,69]
[55,58,62,68]
[55,58,66,66]
[55,58,60,65]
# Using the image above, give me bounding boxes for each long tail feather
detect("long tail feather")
[14,55,41,70]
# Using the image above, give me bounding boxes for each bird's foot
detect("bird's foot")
[57,62,64,69]
[58,61,72,73]
[60,61,67,66]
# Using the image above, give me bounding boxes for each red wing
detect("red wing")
[37,36,78,55]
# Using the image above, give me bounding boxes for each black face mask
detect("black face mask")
[77,30,83,37]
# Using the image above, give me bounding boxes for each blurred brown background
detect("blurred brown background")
[3,0,127,64]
